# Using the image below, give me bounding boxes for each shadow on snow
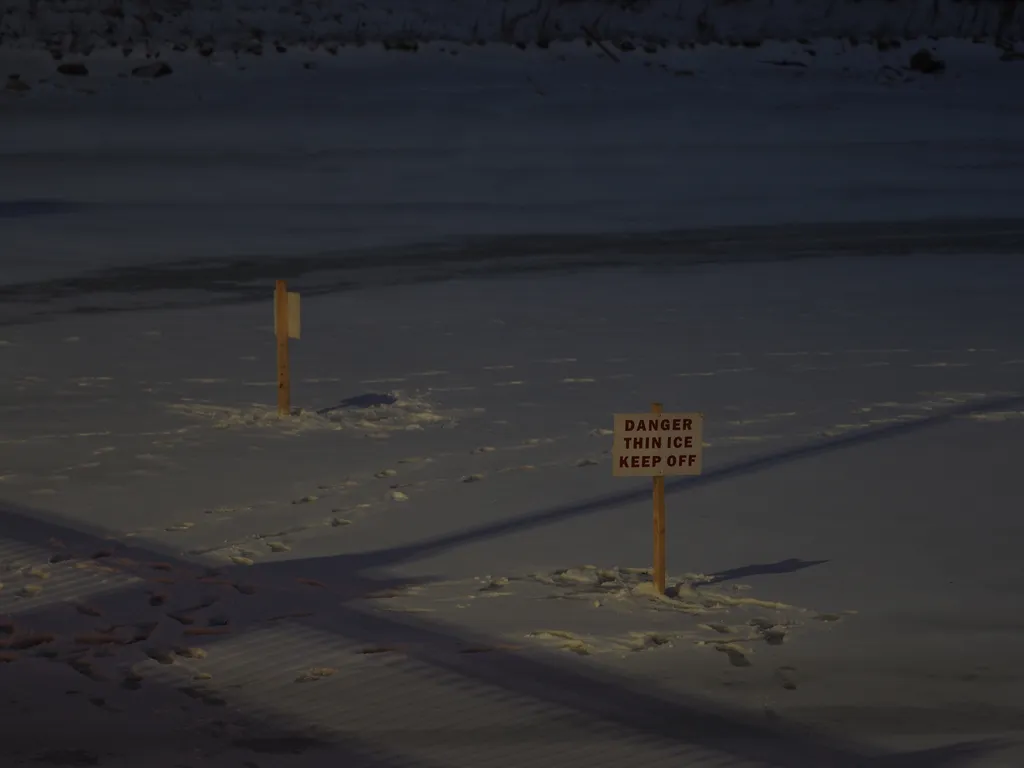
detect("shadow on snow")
[2,391,1022,766]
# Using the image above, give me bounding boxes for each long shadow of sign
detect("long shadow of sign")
[348,392,1024,569]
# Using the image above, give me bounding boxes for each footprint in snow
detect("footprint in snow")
[295,667,336,682]
[716,644,753,667]
[527,630,593,656]
[459,645,521,654]
[699,623,735,635]
[812,612,853,623]
[776,666,799,690]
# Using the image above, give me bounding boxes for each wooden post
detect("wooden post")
[274,280,290,417]
[651,401,667,594]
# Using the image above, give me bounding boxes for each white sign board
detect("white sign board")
[273,292,301,339]
[612,412,703,477]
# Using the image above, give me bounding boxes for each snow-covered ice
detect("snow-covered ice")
[3,38,1024,290]
[2,30,1024,768]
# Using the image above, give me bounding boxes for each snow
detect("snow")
[3,38,1024,297]
[2,31,1024,768]
[1,0,1022,55]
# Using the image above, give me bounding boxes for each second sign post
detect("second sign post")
[613,404,704,594]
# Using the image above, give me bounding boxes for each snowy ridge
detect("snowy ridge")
[1,0,1021,55]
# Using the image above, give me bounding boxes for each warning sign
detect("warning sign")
[273,291,301,340]
[612,412,703,477]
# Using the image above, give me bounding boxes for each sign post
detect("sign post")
[613,405,704,594]
[273,280,301,416]
[651,403,667,594]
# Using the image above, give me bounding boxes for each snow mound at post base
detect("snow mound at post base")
[165,391,458,436]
